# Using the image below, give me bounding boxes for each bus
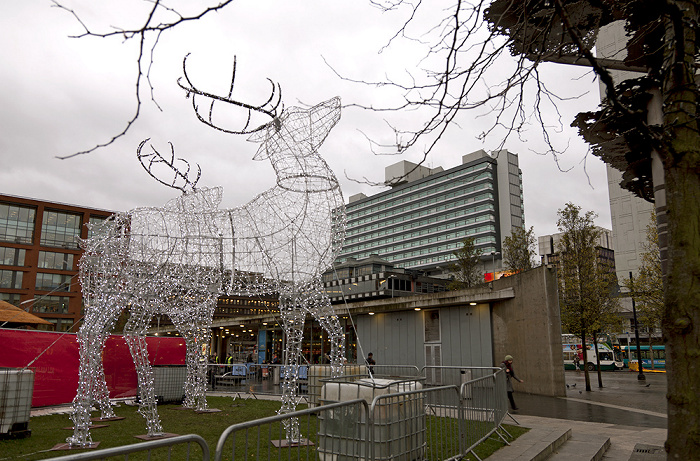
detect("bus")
[620,345,666,370]
[562,335,624,371]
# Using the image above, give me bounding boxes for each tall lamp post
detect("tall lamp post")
[629,272,646,381]
[490,251,500,289]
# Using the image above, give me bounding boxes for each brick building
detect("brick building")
[0,193,114,331]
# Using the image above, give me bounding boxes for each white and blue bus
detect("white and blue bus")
[562,335,624,371]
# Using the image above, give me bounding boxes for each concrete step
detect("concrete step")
[487,426,572,460]
[545,432,611,461]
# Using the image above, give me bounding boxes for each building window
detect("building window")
[42,317,74,332]
[35,272,73,292]
[38,251,74,270]
[0,247,26,266]
[0,293,21,306]
[41,210,82,249]
[0,269,23,289]
[0,203,36,244]
[87,216,107,239]
[32,296,70,314]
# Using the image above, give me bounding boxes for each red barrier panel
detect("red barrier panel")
[0,328,186,407]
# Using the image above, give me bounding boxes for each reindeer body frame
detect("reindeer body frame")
[68,97,346,446]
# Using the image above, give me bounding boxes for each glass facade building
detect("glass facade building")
[0,193,113,331]
[337,150,524,273]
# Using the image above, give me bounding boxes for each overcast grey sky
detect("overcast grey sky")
[1,1,613,242]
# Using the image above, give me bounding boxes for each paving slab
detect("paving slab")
[487,426,571,460]
[547,432,610,461]
[496,415,667,461]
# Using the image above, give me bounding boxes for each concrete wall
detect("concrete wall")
[350,265,565,397]
[491,265,565,397]
[356,303,492,369]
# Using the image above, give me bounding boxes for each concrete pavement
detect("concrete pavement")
[490,370,667,460]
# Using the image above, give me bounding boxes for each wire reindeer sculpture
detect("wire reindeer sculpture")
[67,55,346,446]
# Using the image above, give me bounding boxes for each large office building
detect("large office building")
[594,24,663,344]
[538,227,615,270]
[596,24,657,283]
[336,149,524,276]
[0,193,114,332]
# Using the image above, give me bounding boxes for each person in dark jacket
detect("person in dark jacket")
[366,352,376,376]
[501,354,524,411]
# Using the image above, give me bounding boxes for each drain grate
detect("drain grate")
[628,444,665,460]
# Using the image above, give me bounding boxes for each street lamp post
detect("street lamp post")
[491,251,500,289]
[629,272,646,381]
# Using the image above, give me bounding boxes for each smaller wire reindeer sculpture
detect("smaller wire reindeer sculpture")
[67,55,346,446]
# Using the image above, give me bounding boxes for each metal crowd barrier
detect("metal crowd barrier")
[48,366,509,461]
[49,434,210,461]
[459,369,512,454]
[211,366,510,461]
[213,399,369,461]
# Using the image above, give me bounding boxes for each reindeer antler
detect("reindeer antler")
[137,139,201,193]
[177,53,283,135]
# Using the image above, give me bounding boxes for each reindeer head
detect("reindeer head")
[178,55,341,193]
[247,97,341,160]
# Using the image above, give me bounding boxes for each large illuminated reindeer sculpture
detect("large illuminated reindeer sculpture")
[67,56,346,446]
[178,56,347,442]
[68,166,229,447]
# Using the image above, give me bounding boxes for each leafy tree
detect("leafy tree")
[557,203,620,391]
[447,237,482,290]
[625,212,664,361]
[502,226,537,273]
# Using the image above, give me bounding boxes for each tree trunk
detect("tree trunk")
[663,147,700,458]
[661,2,700,457]
[593,339,603,388]
[581,332,592,391]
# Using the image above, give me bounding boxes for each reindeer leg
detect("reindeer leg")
[168,294,215,411]
[67,315,98,447]
[166,299,197,409]
[278,292,306,443]
[182,335,199,409]
[308,282,345,378]
[175,322,209,410]
[67,300,121,446]
[124,300,164,437]
[190,321,213,411]
[91,306,125,420]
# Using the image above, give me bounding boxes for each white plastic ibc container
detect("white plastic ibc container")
[153,366,186,403]
[318,378,425,461]
[0,368,34,434]
[308,365,365,407]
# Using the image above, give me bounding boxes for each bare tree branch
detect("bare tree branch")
[52,0,236,159]
[328,0,599,186]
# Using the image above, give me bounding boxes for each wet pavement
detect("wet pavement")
[208,369,669,429]
[514,370,667,429]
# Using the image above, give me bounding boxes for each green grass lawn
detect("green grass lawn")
[0,397,527,460]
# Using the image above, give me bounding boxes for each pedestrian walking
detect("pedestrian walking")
[366,352,376,376]
[573,353,581,372]
[501,354,524,411]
